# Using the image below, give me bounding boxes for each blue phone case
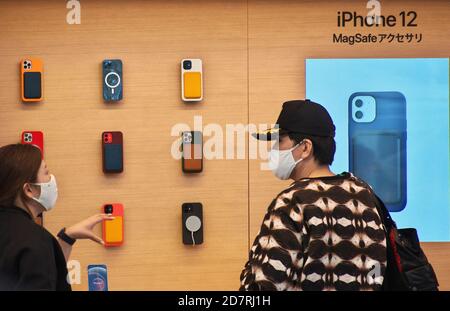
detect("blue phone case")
[102,59,123,101]
[88,264,108,291]
[348,91,407,212]
[104,144,123,172]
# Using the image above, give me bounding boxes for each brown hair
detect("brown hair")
[0,144,42,208]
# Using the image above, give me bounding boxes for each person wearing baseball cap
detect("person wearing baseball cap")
[253,99,337,180]
[240,100,387,291]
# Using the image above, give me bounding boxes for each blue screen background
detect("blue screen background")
[306,58,449,242]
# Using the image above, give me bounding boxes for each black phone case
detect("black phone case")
[102,59,123,101]
[102,131,123,173]
[182,202,203,245]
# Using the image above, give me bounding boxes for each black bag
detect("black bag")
[373,194,439,291]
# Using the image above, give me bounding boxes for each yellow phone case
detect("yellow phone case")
[105,216,123,243]
[183,72,202,99]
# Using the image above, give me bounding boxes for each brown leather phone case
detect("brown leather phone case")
[181,131,202,173]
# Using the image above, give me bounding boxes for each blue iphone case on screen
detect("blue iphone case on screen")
[87,264,108,291]
[348,91,407,212]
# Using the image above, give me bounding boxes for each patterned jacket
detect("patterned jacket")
[240,172,387,291]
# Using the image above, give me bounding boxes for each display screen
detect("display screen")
[306,58,449,241]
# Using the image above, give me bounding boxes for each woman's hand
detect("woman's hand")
[65,214,115,245]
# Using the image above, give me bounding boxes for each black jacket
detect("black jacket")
[0,205,71,291]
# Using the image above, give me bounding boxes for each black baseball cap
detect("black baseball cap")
[252,99,335,141]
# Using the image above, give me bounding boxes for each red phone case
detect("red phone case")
[21,131,44,158]
[102,203,124,247]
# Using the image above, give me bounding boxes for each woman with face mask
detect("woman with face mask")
[0,144,114,291]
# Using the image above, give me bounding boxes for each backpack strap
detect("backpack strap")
[370,191,407,276]
[372,193,397,230]
[358,177,397,231]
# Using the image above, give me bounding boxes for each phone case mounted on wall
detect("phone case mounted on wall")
[102,204,124,247]
[181,131,203,173]
[348,91,407,212]
[181,59,203,102]
[102,59,123,101]
[20,58,43,102]
[21,131,44,159]
[87,264,108,291]
[102,131,123,173]
[182,202,203,245]
[22,130,45,225]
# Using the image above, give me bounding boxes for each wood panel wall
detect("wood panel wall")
[0,0,448,290]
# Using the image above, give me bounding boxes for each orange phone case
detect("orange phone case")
[102,203,124,247]
[20,57,43,102]
[183,72,202,99]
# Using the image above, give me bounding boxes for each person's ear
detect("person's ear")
[22,183,37,200]
[298,139,313,159]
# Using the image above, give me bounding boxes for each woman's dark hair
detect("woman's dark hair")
[286,132,336,166]
[0,144,42,207]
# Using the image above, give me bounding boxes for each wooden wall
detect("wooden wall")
[0,0,448,290]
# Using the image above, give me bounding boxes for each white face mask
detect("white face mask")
[268,141,304,180]
[30,174,58,211]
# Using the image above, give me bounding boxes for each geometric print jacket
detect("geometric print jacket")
[240,172,387,291]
